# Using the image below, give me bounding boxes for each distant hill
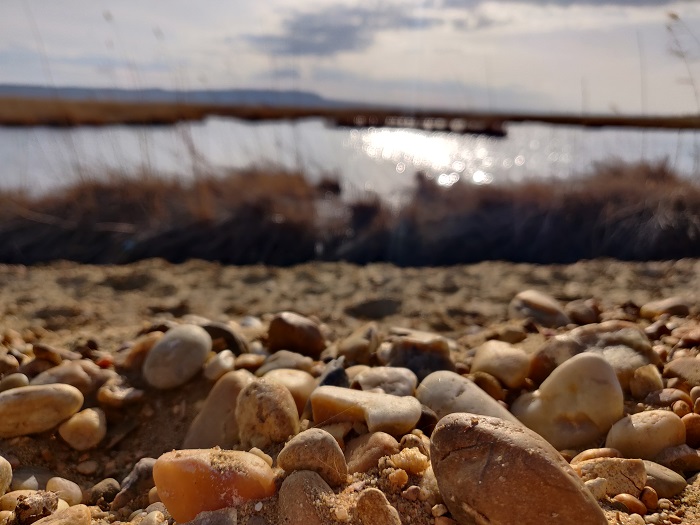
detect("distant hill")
[0,84,344,108]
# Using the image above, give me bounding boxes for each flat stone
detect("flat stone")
[431,413,607,525]
[0,456,10,496]
[267,312,326,359]
[640,297,691,319]
[508,290,570,328]
[345,298,402,320]
[261,368,315,416]
[153,449,276,523]
[355,487,401,525]
[664,357,700,388]
[235,379,300,449]
[278,470,332,525]
[351,367,417,396]
[32,503,91,525]
[643,460,688,498]
[142,325,212,389]
[0,373,29,393]
[605,410,686,459]
[310,385,421,436]
[277,428,348,487]
[183,370,254,449]
[345,432,400,474]
[512,353,623,450]
[572,458,647,497]
[471,340,530,389]
[58,408,106,451]
[416,371,519,424]
[0,384,83,438]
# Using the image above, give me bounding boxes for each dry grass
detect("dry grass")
[0,160,698,265]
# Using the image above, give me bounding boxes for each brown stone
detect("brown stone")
[278,470,332,525]
[345,432,399,474]
[277,428,348,487]
[355,488,401,525]
[267,312,325,359]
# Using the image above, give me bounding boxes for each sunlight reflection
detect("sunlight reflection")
[472,170,493,185]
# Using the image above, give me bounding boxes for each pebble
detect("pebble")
[75,461,98,476]
[255,350,314,376]
[643,460,687,498]
[142,325,212,389]
[430,413,607,525]
[310,385,421,435]
[153,449,276,523]
[682,413,700,447]
[386,334,455,381]
[180,507,239,524]
[652,443,700,473]
[141,510,166,525]
[263,369,316,415]
[9,490,57,522]
[267,312,326,359]
[183,370,254,449]
[470,340,531,389]
[58,408,107,451]
[278,470,332,525]
[0,384,84,438]
[0,457,10,496]
[565,299,600,325]
[85,478,120,506]
[630,364,665,400]
[470,370,507,401]
[337,323,380,365]
[96,381,144,408]
[584,478,608,500]
[512,353,623,449]
[355,488,401,525]
[202,350,236,381]
[572,458,647,497]
[123,331,164,369]
[640,486,659,511]
[640,297,691,319]
[508,289,570,328]
[605,410,686,459]
[32,504,91,525]
[277,428,348,487]
[416,371,519,423]
[345,432,400,474]
[45,477,82,506]
[613,493,647,515]
[645,388,692,408]
[351,367,417,396]
[235,379,300,449]
[664,357,700,388]
[571,447,622,464]
[0,373,29,393]
[30,362,92,394]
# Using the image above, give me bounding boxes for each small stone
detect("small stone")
[141,510,166,525]
[337,323,380,365]
[76,460,98,476]
[388,448,429,475]
[278,470,332,525]
[235,379,300,449]
[97,382,144,408]
[664,358,700,388]
[202,322,249,355]
[470,340,530,389]
[180,507,239,525]
[45,477,82,506]
[153,449,276,523]
[673,400,692,418]
[509,289,570,328]
[310,385,421,436]
[267,312,326,359]
[142,325,212,389]
[430,413,607,525]
[345,432,400,474]
[572,458,647,497]
[645,389,693,408]
[416,371,519,423]
[0,373,29,393]
[640,297,691,319]
[386,335,455,381]
[183,370,254,449]
[234,353,266,372]
[355,488,401,525]
[605,410,686,459]
[0,384,84,438]
[565,299,600,325]
[203,350,236,381]
[277,428,348,487]
[255,350,314,376]
[682,413,700,448]
[642,460,687,498]
[584,478,608,500]
[123,331,164,369]
[512,353,623,450]
[613,493,647,515]
[0,456,10,496]
[263,369,316,416]
[30,362,93,394]
[85,478,120,506]
[32,504,91,525]
[630,365,664,400]
[640,486,659,511]
[111,458,156,511]
[58,408,106,451]
[571,448,622,464]
[351,367,417,396]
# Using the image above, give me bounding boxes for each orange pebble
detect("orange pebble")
[153,448,276,523]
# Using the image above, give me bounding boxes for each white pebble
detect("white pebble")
[254,502,263,512]
[46,477,82,506]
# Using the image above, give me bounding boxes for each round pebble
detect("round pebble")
[0,385,84,438]
[470,340,531,389]
[277,428,348,487]
[142,325,212,389]
[46,477,82,506]
[58,408,106,451]
[267,311,326,359]
[605,410,686,459]
[0,457,10,496]
[278,470,332,525]
[202,350,236,381]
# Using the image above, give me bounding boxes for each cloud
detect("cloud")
[444,0,681,6]
[245,4,443,56]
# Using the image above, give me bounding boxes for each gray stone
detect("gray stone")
[142,325,212,389]
[643,460,688,498]
[351,367,417,396]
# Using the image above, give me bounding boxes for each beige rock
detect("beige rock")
[45,477,82,506]
[278,470,333,525]
[142,325,212,389]
[351,367,417,396]
[584,478,608,500]
[571,448,622,464]
[509,289,570,328]
[153,449,276,523]
[277,428,348,487]
[255,350,314,376]
[512,353,623,450]
[235,379,300,449]
[605,410,686,459]
[572,458,647,497]
[310,385,421,435]
[58,408,106,451]
[267,312,326,359]
[355,488,401,525]
[337,323,380,365]
[0,385,83,438]
[431,413,607,525]
[29,362,92,395]
[32,504,91,525]
[630,364,664,400]
[471,340,531,389]
[183,370,254,449]
[97,382,144,408]
[640,297,691,319]
[345,432,400,474]
[416,371,519,424]
[0,457,10,496]
[203,350,236,381]
[263,368,316,415]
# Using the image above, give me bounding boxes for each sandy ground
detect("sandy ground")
[1,258,700,524]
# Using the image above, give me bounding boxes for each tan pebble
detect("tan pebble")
[682,413,700,448]
[0,490,37,511]
[672,400,691,418]
[278,470,332,525]
[147,487,160,505]
[584,478,608,500]
[471,340,531,389]
[97,382,144,408]
[124,332,163,369]
[31,503,91,525]
[316,422,353,448]
[203,350,236,381]
[431,503,448,517]
[640,486,659,511]
[606,411,686,459]
[345,432,400,474]
[469,371,506,402]
[235,379,299,449]
[0,373,29,393]
[247,448,272,467]
[401,485,421,501]
[58,408,106,451]
[355,488,401,525]
[351,367,418,397]
[46,477,82,506]
[141,510,165,525]
[613,493,647,515]
[55,499,69,511]
[388,448,429,475]
[690,385,700,404]
[630,365,664,400]
[571,447,622,464]
[277,428,348,487]
[0,385,84,438]
[626,514,645,525]
[640,297,690,319]
[142,325,212,389]
[333,506,350,521]
[0,456,10,496]
[645,389,693,408]
[153,449,276,523]
[234,353,265,371]
[75,461,98,476]
[657,498,672,509]
[509,289,570,327]
[263,368,316,415]
[30,362,92,394]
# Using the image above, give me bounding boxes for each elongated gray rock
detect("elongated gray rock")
[431,413,607,525]
[0,384,83,438]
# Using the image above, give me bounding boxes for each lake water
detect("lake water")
[1,117,698,204]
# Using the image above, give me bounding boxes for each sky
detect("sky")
[2,0,700,114]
